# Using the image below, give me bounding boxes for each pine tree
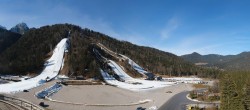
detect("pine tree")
[244,79,250,110]
[220,73,245,110]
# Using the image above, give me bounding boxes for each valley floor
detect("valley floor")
[11,80,193,110]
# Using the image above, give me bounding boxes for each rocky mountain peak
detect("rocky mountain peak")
[10,22,29,34]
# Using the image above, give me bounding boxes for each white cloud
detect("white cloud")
[160,17,179,39]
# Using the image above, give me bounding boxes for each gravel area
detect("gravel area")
[11,82,193,110]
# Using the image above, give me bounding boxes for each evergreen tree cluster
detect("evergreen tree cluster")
[220,71,250,110]
[0,28,21,53]
[89,32,220,78]
[67,27,100,78]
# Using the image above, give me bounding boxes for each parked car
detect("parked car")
[145,73,155,80]
[157,76,163,81]
[39,102,49,107]
[166,91,172,93]
[23,89,29,92]
[136,107,146,110]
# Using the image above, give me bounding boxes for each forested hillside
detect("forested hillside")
[0,24,71,74]
[220,71,250,110]
[0,28,21,53]
[92,34,217,77]
[182,52,250,71]
[67,27,100,78]
[0,24,219,78]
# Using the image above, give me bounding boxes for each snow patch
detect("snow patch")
[119,54,148,75]
[163,77,203,84]
[101,60,175,91]
[0,38,68,93]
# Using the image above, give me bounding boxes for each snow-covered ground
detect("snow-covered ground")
[119,54,148,75]
[101,60,175,91]
[117,55,203,84]
[94,44,175,91]
[97,43,149,76]
[0,38,68,93]
[163,77,203,84]
[101,69,154,91]
[57,75,69,79]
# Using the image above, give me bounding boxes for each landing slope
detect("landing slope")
[0,38,68,93]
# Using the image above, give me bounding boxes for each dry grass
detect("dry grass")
[117,61,143,78]
[60,53,69,75]
[62,80,102,85]
[193,84,209,89]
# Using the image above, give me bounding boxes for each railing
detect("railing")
[0,94,44,110]
[0,100,23,110]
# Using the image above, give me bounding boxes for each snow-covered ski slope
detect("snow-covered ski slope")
[101,69,154,91]
[104,60,175,91]
[119,55,203,84]
[117,55,203,84]
[97,43,119,59]
[96,43,148,76]
[0,38,68,93]
[95,43,175,91]
[119,55,148,75]
[108,60,132,80]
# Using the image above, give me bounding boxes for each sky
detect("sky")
[0,0,250,56]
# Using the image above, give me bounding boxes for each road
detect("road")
[158,91,194,110]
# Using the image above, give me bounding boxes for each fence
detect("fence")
[0,94,44,110]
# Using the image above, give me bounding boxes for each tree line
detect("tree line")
[0,23,220,79]
[220,71,250,110]
[0,28,21,53]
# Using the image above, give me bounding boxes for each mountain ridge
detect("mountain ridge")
[10,22,29,34]
[181,51,250,71]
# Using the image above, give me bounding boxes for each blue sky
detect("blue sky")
[0,0,250,56]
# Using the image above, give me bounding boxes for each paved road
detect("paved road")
[158,91,194,110]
